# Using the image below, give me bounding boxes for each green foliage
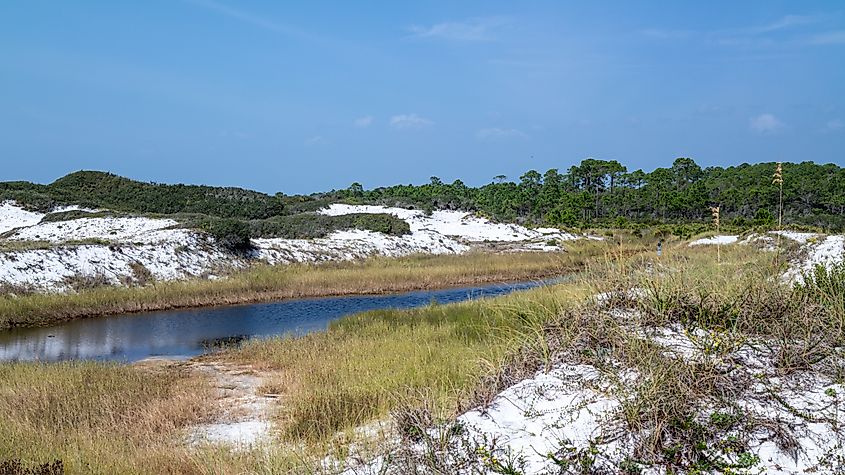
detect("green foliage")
[327,159,845,231]
[796,261,845,315]
[200,217,252,251]
[39,210,121,222]
[1,171,285,219]
[754,208,775,226]
[247,213,410,239]
[4,159,845,231]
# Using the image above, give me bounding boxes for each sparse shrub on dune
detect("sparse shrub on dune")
[199,217,252,252]
[63,273,113,293]
[796,260,845,318]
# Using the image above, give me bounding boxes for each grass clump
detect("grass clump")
[376,244,845,472]
[0,362,213,474]
[796,260,845,318]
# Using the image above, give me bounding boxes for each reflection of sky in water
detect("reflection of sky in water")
[0,281,545,362]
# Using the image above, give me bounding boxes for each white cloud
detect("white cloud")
[476,128,528,141]
[744,14,819,34]
[390,114,433,130]
[353,116,373,128]
[305,135,328,146]
[750,114,784,133]
[824,119,844,132]
[408,17,509,41]
[805,30,845,45]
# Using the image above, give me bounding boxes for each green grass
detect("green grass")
[220,258,611,447]
[6,238,824,473]
[220,243,790,451]
[0,247,607,330]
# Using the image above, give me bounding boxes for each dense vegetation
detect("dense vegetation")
[0,172,411,247]
[330,158,845,230]
[0,171,285,219]
[178,213,410,250]
[247,213,410,239]
[3,159,844,233]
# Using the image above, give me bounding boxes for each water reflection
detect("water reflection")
[0,281,545,362]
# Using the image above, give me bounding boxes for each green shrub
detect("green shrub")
[200,217,252,251]
[247,213,410,239]
[4,171,286,219]
[40,210,119,222]
[796,261,845,315]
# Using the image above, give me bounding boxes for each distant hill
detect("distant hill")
[0,171,285,219]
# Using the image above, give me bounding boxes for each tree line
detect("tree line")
[4,161,844,231]
[332,158,845,230]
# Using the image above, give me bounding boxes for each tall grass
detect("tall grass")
[222,257,620,447]
[0,250,599,330]
[387,243,845,471]
[11,238,786,473]
[0,362,213,474]
[796,260,845,319]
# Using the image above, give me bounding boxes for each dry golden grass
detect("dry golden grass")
[0,248,607,330]
[0,362,215,474]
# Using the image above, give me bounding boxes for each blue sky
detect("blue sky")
[1,1,843,193]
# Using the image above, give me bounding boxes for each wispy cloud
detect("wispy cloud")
[824,119,844,132]
[353,116,373,128]
[390,114,433,130]
[741,14,820,35]
[408,17,510,41]
[476,128,528,141]
[643,14,833,47]
[305,135,328,146]
[804,30,845,45]
[184,0,310,39]
[750,113,784,133]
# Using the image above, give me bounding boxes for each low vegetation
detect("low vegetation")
[0,249,599,329]
[39,209,123,222]
[1,234,842,473]
[0,362,213,474]
[0,171,285,218]
[247,212,411,239]
[185,212,412,249]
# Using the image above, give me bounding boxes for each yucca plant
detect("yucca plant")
[773,162,784,228]
[710,206,721,264]
[773,162,784,263]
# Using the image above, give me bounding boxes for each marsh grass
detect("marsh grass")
[0,362,213,474]
[220,247,631,448]
[9,238,821,473]
[0,249,598,330]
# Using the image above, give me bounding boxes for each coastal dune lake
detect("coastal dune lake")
[0,281,546,362]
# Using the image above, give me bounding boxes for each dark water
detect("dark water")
[0,281,546,363]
